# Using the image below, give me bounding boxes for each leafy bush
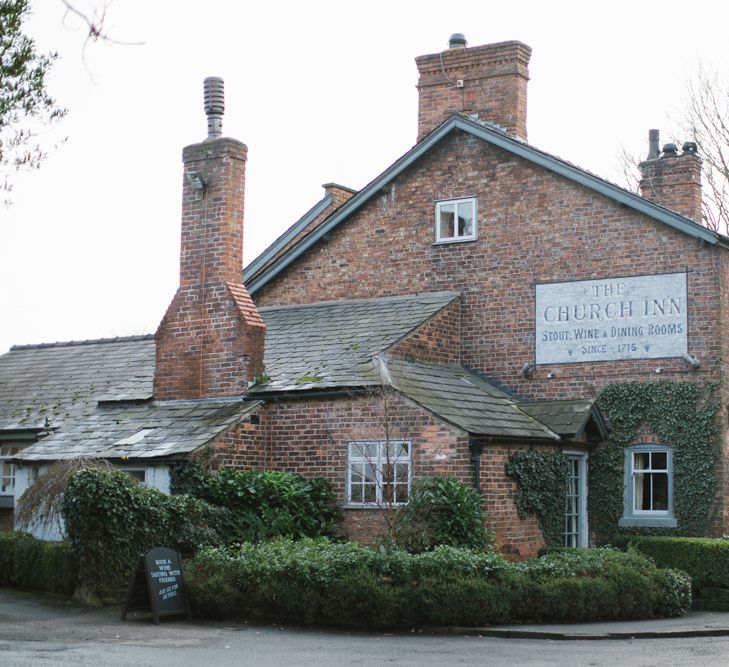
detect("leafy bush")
[395,477,494,552]
[0,531,77,595]
[628,536,729,591]
[185,541,691,628]
[62,468,230,587]
[180,467,342,542]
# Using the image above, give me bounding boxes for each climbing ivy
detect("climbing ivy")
[505,450,569,547]
[591,381,720,544]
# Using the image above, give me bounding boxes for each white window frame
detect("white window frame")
[434,197,477,243]
[346,440,411,507]
[619,444,677,528]
[0,443,25,497]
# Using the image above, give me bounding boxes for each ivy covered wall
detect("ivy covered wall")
[506,381,721,549]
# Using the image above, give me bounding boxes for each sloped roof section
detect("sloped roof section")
[0,336,155,432]
[519,399,607,440]
[245,114,719,296]
[386,358,559,440]
[15,398,260,461]
[251,291,460,393]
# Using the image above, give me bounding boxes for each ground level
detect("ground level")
[3,589,729,666]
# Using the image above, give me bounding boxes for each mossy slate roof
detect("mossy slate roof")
[386,358,559,440]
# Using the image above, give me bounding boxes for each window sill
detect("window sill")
[433,237,478,246]
[343,504,405,510]
[619,516,677,528]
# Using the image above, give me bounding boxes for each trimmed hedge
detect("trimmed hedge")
[0,531,77,595]
[629,536,729,591]
[185,540,691,628]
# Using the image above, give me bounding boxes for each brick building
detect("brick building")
[1,37,726,557]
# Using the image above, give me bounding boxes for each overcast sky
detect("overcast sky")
[1,0,727,354]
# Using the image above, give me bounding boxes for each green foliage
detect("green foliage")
[591,381,720,543]
[0,531,77,595]
[505,450,569,547]
[628,536,729,591]
[395,476,494,552]
[0,0,66,199]
[61,468,229,587]
[185,540,690,627]
[176,465,342,543]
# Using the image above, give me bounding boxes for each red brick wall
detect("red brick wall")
[212,393,547,555]
[0,508,12,532]
[388,299,461,363]
[254,131,724,403]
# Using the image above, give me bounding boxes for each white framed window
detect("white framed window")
[619,444,677,528]
[435,197,477,243]
[0,444,24,496]
[347,440,411,506]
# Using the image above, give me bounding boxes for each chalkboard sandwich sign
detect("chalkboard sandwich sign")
[122,546,190,624]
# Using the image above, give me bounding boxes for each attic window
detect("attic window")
[435,197,477,243]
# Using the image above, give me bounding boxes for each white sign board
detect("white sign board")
[535,272,688,364]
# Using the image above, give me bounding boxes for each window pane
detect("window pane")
[395,463,409,482]
[634,452,649,471]
[439,205,455,238]
[394,482,409,503]
[385,441,408,460]
[653,473,669,510]
[651,452,667,470]
[635,472,650,510]
[350,463,364,484]
[350,442,378,459]
[457,202,473,236]
[363,484,376,503]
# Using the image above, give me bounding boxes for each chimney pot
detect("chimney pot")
[203,76,225,140]
[682,141,698,156]
[662,143,679,158]
[647,129,660,160]
[448,33,467,49]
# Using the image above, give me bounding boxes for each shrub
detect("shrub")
[184,468,342,542]
[184,541,691,628]
[0,531,77,595]
[62,468,229,587]
[628,536,729,591]
[395,477,494,552]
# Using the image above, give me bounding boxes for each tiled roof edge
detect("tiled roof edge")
[9,334,155,352]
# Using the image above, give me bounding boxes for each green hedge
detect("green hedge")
[185,540,691,628]
[173,465,342,543]
[62,468,231,588]
[0,531,77,595]
[629,536,729,591]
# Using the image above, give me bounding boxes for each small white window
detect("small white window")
[0,444,24,496]
[435,197,477,243]
[347,441,411,506]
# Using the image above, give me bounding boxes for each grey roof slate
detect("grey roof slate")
[385,358,559,440]
[252,291,460,393]
[15,398,259,461]
[518,400,605,438]
[0,336,155,432]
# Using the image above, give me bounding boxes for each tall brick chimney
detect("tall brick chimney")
[415,35,531,142]
[154,77,266,401]
[639,129,703,224]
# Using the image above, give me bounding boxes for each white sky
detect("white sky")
[1,0,728,354]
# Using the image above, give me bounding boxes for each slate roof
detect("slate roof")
[0,335,259,462]
[251,291,460,393]
[245,113,722,295]
[518,400,606,440]
[0,336,155,432]
[15,398,260,462]
[385,358,559,440]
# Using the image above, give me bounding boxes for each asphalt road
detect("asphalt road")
[3,588,729,666]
